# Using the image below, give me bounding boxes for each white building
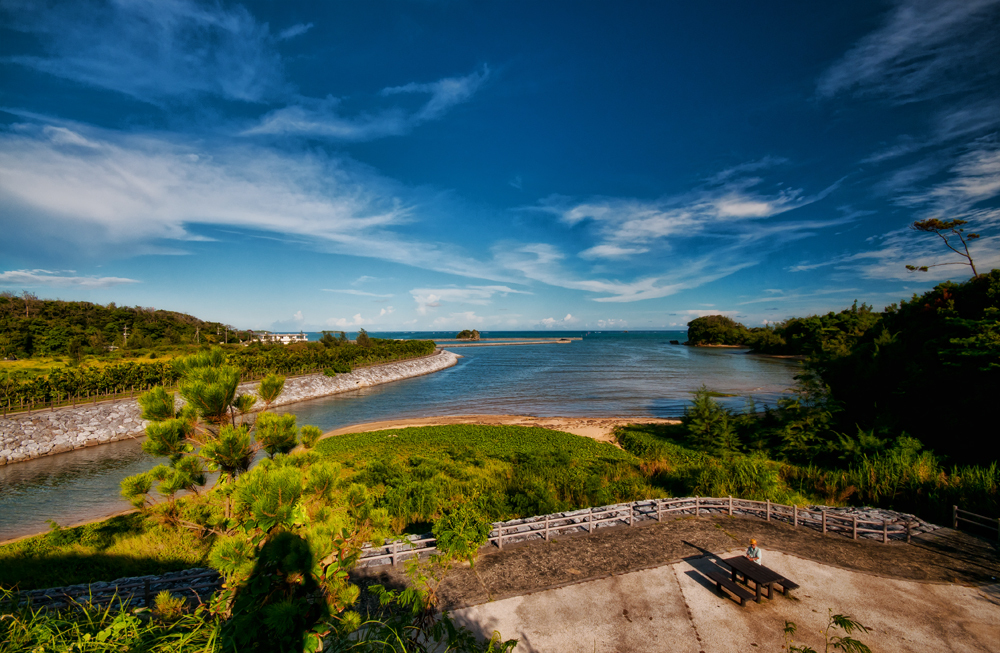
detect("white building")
[253,332,308,345]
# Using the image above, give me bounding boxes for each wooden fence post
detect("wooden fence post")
[498,525,503,550]
[882,519,888,543]
[545,514,550,541]
[628,504,634,527]
[766,500,771,522]
[852,516,857,540]
[793,504,798,527]
[391,541,398,566]
[822,510,827,535]
[695,496,700,517]
[953,505,958,529]
[589,508,594,534]
[728,495,733,516]
[657,499,662,522]
[906,520,911,543]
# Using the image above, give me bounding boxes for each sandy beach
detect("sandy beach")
[323,414,680,446]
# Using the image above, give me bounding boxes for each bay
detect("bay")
[0,331,801,541]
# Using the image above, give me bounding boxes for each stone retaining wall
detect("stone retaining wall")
[0,350,458,466]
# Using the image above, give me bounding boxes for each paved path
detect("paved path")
[451,549,1000,653]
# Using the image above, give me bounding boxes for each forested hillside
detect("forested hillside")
[686,270,1000,464]
[0,292,243,359]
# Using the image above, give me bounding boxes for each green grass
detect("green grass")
[0,514,213,591]
[318,424,660,530]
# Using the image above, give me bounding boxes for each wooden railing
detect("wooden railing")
[953,505,1000,543]
[355,496,924,570]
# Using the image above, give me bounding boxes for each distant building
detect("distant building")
[253,332,308,345]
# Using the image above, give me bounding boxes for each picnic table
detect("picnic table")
[720,556,791,603]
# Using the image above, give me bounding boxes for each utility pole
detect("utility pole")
[123,324,129,348]
[195,327,200,344]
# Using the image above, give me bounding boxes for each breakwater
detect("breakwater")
[0,350,458,466]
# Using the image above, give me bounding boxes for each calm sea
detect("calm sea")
[0,331,801,541]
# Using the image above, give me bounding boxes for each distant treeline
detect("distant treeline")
[686,269,1000,465]
[0,293,246,358]
[0,338,436,410]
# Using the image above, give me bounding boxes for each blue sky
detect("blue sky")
[1,0,998,332]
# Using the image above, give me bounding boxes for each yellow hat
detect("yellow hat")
[750,538,757,545]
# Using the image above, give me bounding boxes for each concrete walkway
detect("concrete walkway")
[451,550,1000,652]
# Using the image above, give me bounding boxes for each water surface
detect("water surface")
[0,332,800,541]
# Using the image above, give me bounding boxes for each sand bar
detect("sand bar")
[323,414,679,446]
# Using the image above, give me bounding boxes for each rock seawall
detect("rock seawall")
[0,349,458,466]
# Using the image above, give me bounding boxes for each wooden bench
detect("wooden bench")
[773,575,800,595]
[706,570,756,606]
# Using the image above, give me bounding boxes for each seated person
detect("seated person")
[745,538,762,564]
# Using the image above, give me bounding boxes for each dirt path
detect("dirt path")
[354,514,1000,611]
[323,415,679,446]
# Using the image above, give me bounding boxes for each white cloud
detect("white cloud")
[431,311,485,327]
[379,306,394,317]
[0,119,509,280]
[900,141,1000,219]
[595,318,627,329]
[411,285,530,314]
[292,310,303,322]
[818,0,1000,101]
[578,245,648,260]
[3,0,288,104]
[322,289,394,298]
[0,268,139,288]
[326,313,369,328]
[538,313,578,328]
[244,66,489,141]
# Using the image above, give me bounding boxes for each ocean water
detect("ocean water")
[0,332,801,541]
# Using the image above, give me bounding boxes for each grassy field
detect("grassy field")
[4,422,994,592]
[1,425,657,591]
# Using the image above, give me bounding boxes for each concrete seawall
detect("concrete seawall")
[0,349,459,466]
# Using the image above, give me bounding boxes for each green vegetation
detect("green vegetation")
[0,514,213,591]
[315,424,659,528]
[455,329,480,340]
[783,610,872,653]
[616,386,999,524]
[686,270,1000,466]
[685,315,748,346]
[0,338,435,412]
[0,293,243,359]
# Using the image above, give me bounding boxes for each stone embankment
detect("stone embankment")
[0,350,458,466]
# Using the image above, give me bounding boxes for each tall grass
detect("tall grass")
[0,588,225,652]
[617,423,999,525]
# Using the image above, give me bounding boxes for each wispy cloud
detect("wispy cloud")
[0,119,509,280]
[277,22,313,41]
[0,268,139,288]
[411,285,529,314]
[539,169,837,259]
[2,0,288,104]
[505,164,847,302]
[322,289,394,298]
[863,100,1000,164]
[899,139,1000,219]
[737,288,861,306]
[818,0,1000,102]
[243,66,489,141]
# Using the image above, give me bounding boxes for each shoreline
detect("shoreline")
[0,350,459,467]
[323,414,681,447]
